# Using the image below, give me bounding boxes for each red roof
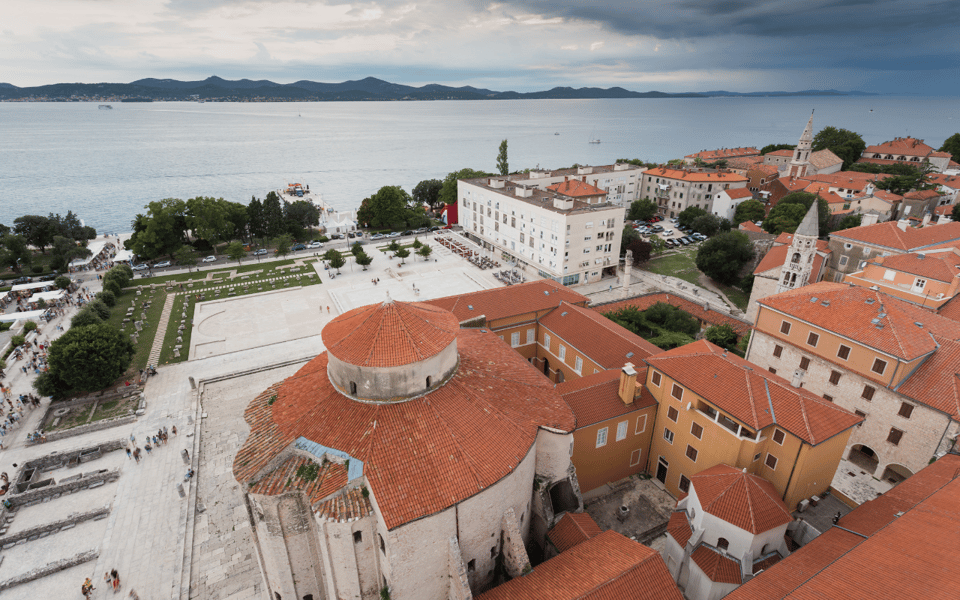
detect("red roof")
[753,240,828,284]
[927,173,960,189]
[725,188,754,200]
[758,282,960,361]
[234,328,575,530]
[740,221,764,233]
[559,368,657,428]
[869,250,960,282]
[547,179,608,198]
[666,510,693,549]
[322,299,459,367]
[597,293,752,337]
[541,302,661,369]
[548,512,603,553]
[248,455,347,504]
[425,279,588,324]
[642,167,749,183]
[864,137,936,157]
[767,149,794,157]
[645,340,862,444]
[476,530,683,600]
[691,464,792,534]
[685,147,760,161]
[690,545,742,585]
[896,336,960,419]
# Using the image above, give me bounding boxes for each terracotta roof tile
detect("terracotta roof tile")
[740,221,764,233]
[666,510,693,549]
[903,189,942,200]
[768,149,794,157]
[893,337,960,419]
[869,249,960,282]
[691,464,792,534]
[749,164,781,177]
[476,530,683,600]
[927,173,960,189]
[864,137,935,157]
[548,512,603,553]
[234,327,575,530]
[425,279,588,324]
[248,455,348,505]
[596,293,752,337]
[685,147,760,161]
[830,219,960,252]
[753,245,826,284]
[725,188,754,199]
[642,167,749,183]
[758,282,960,361]
[547,179,608,198]
[322,299,459,367]
[807,149,843,170]
[559,368,657,428]
[645,340,862,444]
[542,302,661,369]
[315,487,373,522]
[752,552,782,574]
[690,544,742,585]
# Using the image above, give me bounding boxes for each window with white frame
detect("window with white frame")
[630,449,642,467]
[574,356,583,374]
[635,414,647,434]
[510,332,520,347]
[526,329,535,344]
[663,428,674,444]
[596,427,608,447]
[559,345,566,360]
[616,420,628,441]
[543,333,551,349]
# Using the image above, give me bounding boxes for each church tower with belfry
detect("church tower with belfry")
[788,111,815,178]
[776,201,820,293]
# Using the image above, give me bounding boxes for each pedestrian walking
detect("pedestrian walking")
[133,448,141,463]
[104,571,113,589]
[171,425,177,436]
[126,448,132,459]
[111,568,120,591]
[145,442,152,454]
[81,577,95,598]
[128,589,140,600]
[182,448,190,463]
[326,306,330,314]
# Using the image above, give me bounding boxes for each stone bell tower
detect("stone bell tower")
[777,201,820,293]
[788,111,815,178]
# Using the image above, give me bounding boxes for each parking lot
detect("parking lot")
[629,217,707,249]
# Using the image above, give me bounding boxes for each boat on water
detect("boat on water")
[589,138,601,144]
[98,104,112,110]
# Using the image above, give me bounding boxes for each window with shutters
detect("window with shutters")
[685,445,698,462]
[829,370,841,385]
[780,321,792,335]
[773,428,785,445]
[773,345,783,358]
[823,394,833,402]
[799,356,810,370]
[862,385,875,401]
[872,358,887,375]
[651,370,662,386]
[837,344,851,360]
[667,406,679,422]
[887,428,903,446]
[691,422,703,439]
[678,474,691,493]
[765,453,778,470]
[769,367,777,375]
[898,403,914,419]
[806,332,819,347]
[671,383,683,401]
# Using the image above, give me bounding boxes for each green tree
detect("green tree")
[628,199,658,222]
[322,249,341,262]
[733,199,766,224]
[247,196,266,241]
[695,230,755,285]
[46,323,134,393]
[812,126,866,170]
[273,234,293,258]
[186,196,232,247]
[497,139,509,175]
[0,234,32,272]
[50,235,91,272]
[284,200,320,233]
[762,192,830,235]
[952,204,960,222]
[718,218,733,233]
[439,168,490,206]
[737,331,752,355]
[96,290,117,307]
[678,206,707,229]
[834,213,863,232]
[874,161,936,195]
[328,252,346,273]
[103,280,122,297]
[395,247,410,265]
[174,245,197,272]
[759,143,795,155]
[704,324,739,351]
[49,211,96,242]
[411,238,422,249]
[940,133,960,163]
[357,186,412,230]
[86,299,110,321]
[649,234,667,255]
[412,179,443,210]
[54,275,71,290]
[126,199,188,260]
[23,320,38,332]
[417,245,433,261]
[34,370,69,399]
[691,214,721,237]
[262,191,285,238]
[621,226,641,255]
[351,241,364,256]
[626,239,652,264]
[71,307,104,328]
[355,251,373,270]
[13,215,55,253]
[387,240,401,253]
[225,241,246,265]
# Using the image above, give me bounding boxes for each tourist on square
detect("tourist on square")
[111,568,120,591]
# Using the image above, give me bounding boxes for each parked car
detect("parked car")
[401,230,414,236]
[132,264,149,270]
[306,241,323,249]
[293,243,306,251]
[12,276,30,284]
[370,233,385,240]
[154,261,171,268]
[388,232,402,238]
[429,226,441,231]
[253,249,268,255]
[39,272,60,281]
[415,227,429,233]
[662,229,674,236]
[330,233,345,240]
[665,239,676,248]
[202,255,217,263]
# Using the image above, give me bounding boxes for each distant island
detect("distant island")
[0,76,879,102]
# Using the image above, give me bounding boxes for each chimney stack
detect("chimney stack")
[618,363,637,405]
[897,219,909,232]
[922,213,932,228]
[791,369,805,388]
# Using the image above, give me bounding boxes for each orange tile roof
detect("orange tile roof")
[425,279,588,325]
[559,368,657,428]
[234,328,575,530]
[758,282,960,361]
[691,464,792,534]
[248,455,348,505]
[767,149,794,157]
[725,188,754,199]
[864,137,936,156]
[685,147,760,160]
[854,188,903,204]
[642,167,749,183]
[903,189,942,201]
[772,233,830,251]
[895,336,960,419]
[753,246,827,284]
[596,293,752,337]
[645,340,862,444]
[315,487,373,522]
[938,293,960,321]
[476,530,684,600]
[547,179,608,198]
[752,553,782,574]
[870,249,960,282]
[542,302,661,369]
[927,173,960,189]
[548,512,604,553]
[749,164,781,177]
[801,171,889,189]
[322,299,459,367]
[690,545,742,585]
[808,149,843,170]
[666,510,693,549]
[740,221,764,233]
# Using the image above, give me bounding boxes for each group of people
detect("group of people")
[126,426,177,463]
[0,395,41,448]
[81,573,138,598]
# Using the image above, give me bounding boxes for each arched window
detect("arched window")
[791,253,801,264]
[350,382,357,395]
[426,376,432,388]
[717,537,729,551]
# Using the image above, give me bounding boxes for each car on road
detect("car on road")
[202,255,217,263]
[293,243,306,251]
[401,230,413,236]
[429,226,442,231]
[306,241,323,249]
[154,261,171,268]
[12,277,31,284]
[388,232,402,238]
[369,233,385,240]
[662,229,674,236]
[132,264,149,270]
[253,249,268,255]
[39,272,60,281]
[415,227,429,233]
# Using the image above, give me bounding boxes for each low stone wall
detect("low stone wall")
[8,468,120,508]
[21,439,125,471]
[43,415,137,443]
[0,549,99,592]
[40,389,141,434]
[0,506,110,547]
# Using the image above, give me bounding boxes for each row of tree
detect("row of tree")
[0,212,98,274]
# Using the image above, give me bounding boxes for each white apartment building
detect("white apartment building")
[458,175,624,286]
[641,167,749,218]
[475,163,647,206]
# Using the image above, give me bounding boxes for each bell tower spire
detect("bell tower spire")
[789,110,815,178]
[776,201,820,293]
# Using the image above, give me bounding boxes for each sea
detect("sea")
[0,96,956,234]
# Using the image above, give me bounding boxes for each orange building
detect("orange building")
[644,340,861,509]
[843,247,960,308]
[559,365,658,493]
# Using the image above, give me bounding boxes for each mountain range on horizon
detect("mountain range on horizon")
[0,75,880,101]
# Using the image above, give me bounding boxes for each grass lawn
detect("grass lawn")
[129,259,298,285]
[45,395,138,431]
[106,287,168,374]
[718,284,750,312]
[642,247,701,286]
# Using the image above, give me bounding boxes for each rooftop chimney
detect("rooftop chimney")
[922,213,932,228]
[897,219,909,232]
[791,369,805,388]
[618,363,637,405]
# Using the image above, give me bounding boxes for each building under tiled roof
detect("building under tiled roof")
[895,336,960,420]
[559,368,657,428]
[322,298,459,368]
[541,302,661,368]
[740,221,764,233]
[685,147,760,161]
[425,279,588,325]
[596,293,752,337]
[807,148,843,171]
[758,282,960,362]
[725,188,754,200]
[691,464,792,535]
[644,340,862,444]
[315,487,373,523]
[666,510,693,549]
[248,455,348,505]
[863,137,936,157]
[547,512,603,553]
[726,453,960,600]
[476,530,683,600]
[690,544,742,585]
[642,167,749,183]
[753,246,827,284]
[868,249,960,282]
[547,179,608,198]
[829,219,960,252]
[234,314,575,530]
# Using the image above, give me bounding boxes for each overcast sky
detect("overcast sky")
[2,0,956,93]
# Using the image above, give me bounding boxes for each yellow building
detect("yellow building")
[644,340,861,509]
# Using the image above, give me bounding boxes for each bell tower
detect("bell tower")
[789,111,815,178]
[777,201,819,293]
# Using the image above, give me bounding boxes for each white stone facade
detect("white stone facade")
[517,164,648,206]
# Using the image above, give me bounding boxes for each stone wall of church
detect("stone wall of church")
[317,514,380,600]
[327,339,458,401]
[249,493,326,600]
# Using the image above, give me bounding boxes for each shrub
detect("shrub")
[46,322,134,393]
[31,265,43,274]
[97,290,117,307]
[23,321,38,332]
[54,275,72,290]
[86,299,110,321]
[103,280,122,297]
[71,308,103,328]
[11,334,26,347]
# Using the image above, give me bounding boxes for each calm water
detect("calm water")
[0,97,956,233]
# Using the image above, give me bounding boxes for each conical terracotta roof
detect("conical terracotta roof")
[691,464,792,534]
[322,298,459,368]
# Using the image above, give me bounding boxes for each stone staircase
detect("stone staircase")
[147,294,176,366]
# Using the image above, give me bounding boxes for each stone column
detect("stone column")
[622,250,633,299]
